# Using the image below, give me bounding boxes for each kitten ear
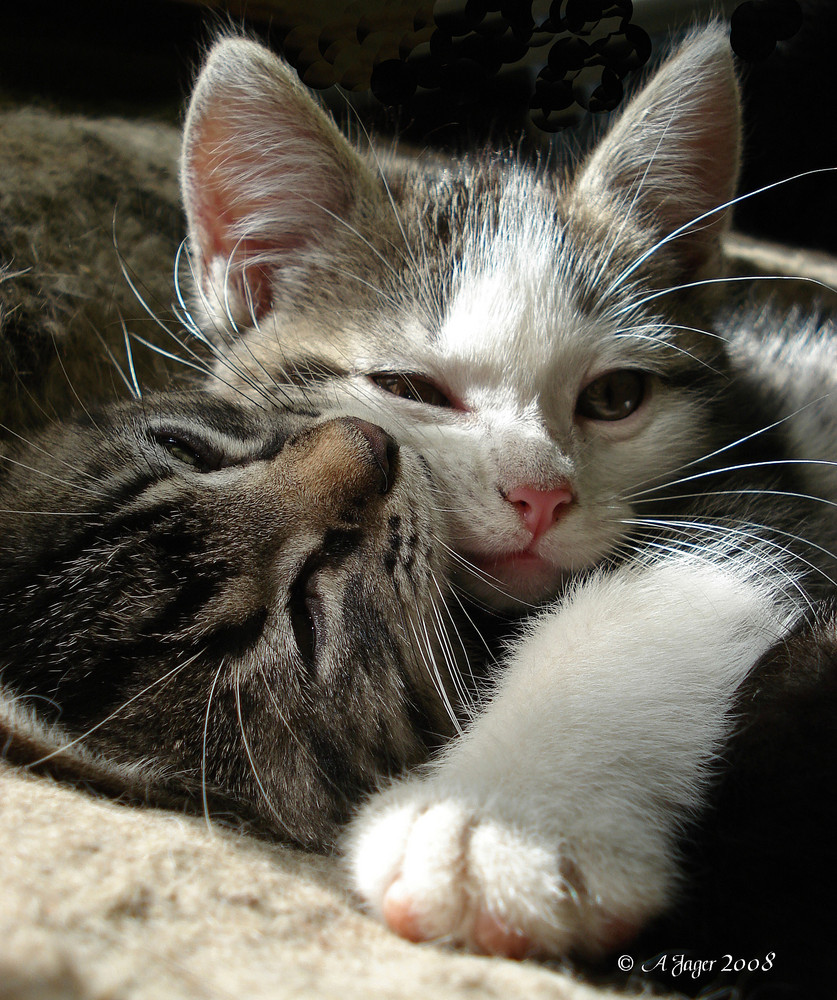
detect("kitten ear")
[181,36,376,321]
[573,25,741,276]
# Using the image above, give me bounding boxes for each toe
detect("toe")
[381,878,430,943]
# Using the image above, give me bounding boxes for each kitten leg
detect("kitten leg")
[346,554,798,958]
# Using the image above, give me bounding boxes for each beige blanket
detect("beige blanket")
[0,760,664,1000]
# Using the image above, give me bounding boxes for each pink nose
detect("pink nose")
[506,485,574,542]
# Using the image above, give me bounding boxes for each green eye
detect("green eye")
[370,373,453,408]
[576,370,646,421]
[155,434,218,472]
[162,439,202,467]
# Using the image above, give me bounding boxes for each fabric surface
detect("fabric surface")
[0,760,665,1000]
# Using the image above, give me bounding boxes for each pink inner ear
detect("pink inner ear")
[184,103,351,321]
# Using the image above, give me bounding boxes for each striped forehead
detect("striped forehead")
[433,192,606,387]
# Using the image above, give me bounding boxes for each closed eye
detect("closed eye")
[288,557,324,670]
[369,372,454,408]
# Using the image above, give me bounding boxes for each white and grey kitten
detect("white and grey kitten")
[2,20,835,1000]
[176,22,837,992]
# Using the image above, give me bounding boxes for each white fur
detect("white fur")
[347,552,799,956]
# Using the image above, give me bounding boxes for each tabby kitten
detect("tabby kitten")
[176,21,837,982]
[0,390,454,848]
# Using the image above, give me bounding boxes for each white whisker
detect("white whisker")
[606,166,837,298]
[201,660,225,835]
[27,650,204,768]
[616,273,837,318]
[627,459,837,504]
[233,666,296,840]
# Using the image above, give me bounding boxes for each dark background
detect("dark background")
[1,0,835,254]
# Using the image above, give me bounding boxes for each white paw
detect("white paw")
[344,558,793,960]
[345,777,653,960]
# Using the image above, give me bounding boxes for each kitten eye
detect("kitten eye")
[154,433,220,473]
[369,372,453,408]
[576,370,646,421]
[288,560,323,668]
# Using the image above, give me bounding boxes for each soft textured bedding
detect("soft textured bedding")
[0,759,660,1000]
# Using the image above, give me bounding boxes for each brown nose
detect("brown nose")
[344,418,397,494]
[283,417,399,509]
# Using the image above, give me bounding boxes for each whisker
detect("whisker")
[0,454,107,498]
[123,237,282,410]
[632,487,837,512]
[626,458,837,504]
[616,273,837,318]
[0,422,106,486]
[616,320,731,346]
[26,649,204,768]
[612,330,724,373]
[623,516,814,612]
[637,510,837,586]
[257,665,346,796]
[428,577,474,720]
[622,396,836,499]
[407,610,462,735]
[178,246,299,406]
[437,578,496,706]
[439,541,540,611]
[606,166,837,299]
[121,318,143,400]
[201,659,225,834]
[233,665,296,839]
[48,322,105,429]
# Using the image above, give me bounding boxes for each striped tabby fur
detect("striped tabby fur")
[0,391,456,848]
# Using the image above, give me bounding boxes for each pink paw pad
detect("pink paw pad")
[381,878,431,943]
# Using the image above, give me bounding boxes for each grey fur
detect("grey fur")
[0,390,455,849]
[0,107,186,436]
